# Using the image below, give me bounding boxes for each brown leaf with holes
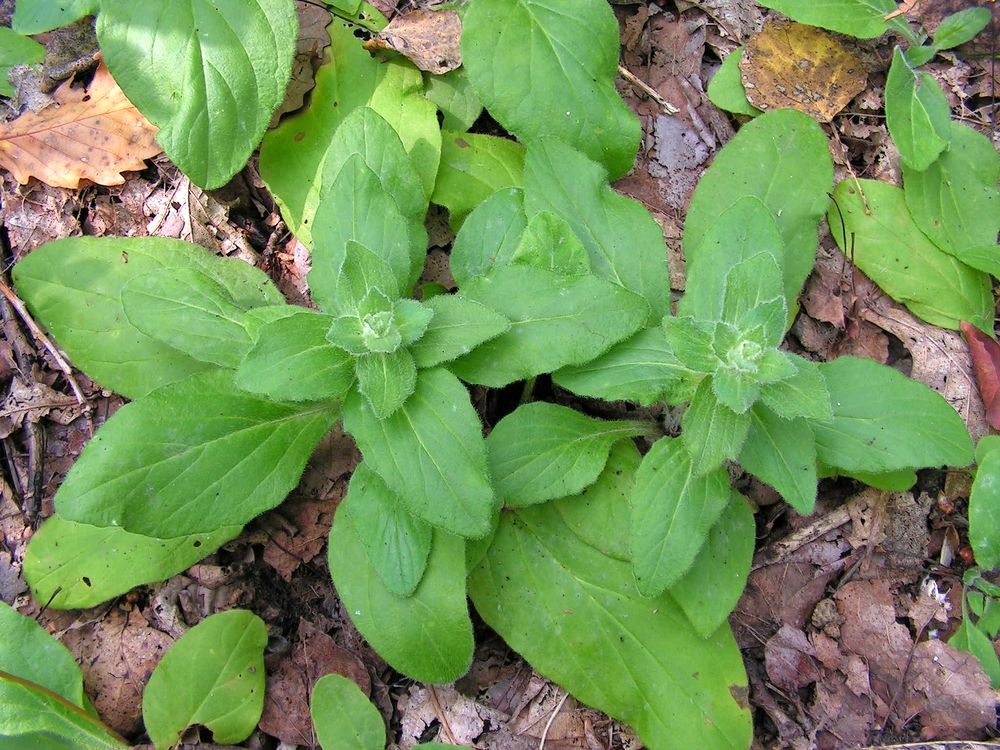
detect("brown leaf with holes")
[363,9,462,74]
[740,20,867,122]
[961,321,1000,431]
[0,62,161,188]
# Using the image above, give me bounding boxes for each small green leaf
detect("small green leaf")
[0,27,44,97]
[756,349,800,384]
[487,402,649,507]
[342,367,497,538]
[977,435,1000,465]
[461,0,640,178]
[903,46,937,66]
[329,509,474,683]
[754,0,894,38]
[431,131,524,228]
[97,0,297,188]
[721,253,785,344]
[950,617,1000,688]
[511,211,590,276]
[630,437,731,597]
[740,405,818,513]
[903,121,1000,257]
[12,0,97,34]
[327,241,402,316]
[970,448,1000,569]
[143,610,267,750]
[681,377,751,473]
[661,316,719,373]
[707,47,762,117]
[24,516,240,610]
[354,349,417,419]
[523,138,669,321]
[932,7,992,50]
[829,179,992,330]
[342,463,431,599]
[759,355,832,421]
[55,370,339,537]
[449,187,528,285]
[553,327,698,407]
[408,294,511,369]
[813,356,973,476]
[451,265,649,387]
[310,674,385,750]
[395,299,434,346]
[885,48,951,171]
[712,367,761,415]
[423,67,483,132]
[671,492,755,638]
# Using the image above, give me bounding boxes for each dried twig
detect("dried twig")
[538,690,570,749]
[427,684,460,746]
[617,64,680,115]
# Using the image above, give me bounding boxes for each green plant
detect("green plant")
[4,0,986,748]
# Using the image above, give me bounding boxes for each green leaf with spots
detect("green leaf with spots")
[431,131,524,228]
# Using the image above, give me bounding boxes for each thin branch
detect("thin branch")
[617,65,680,115]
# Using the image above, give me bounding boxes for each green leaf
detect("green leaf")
[813,356,973,476]
[342,463,432,597]
[326,240,402,316]
[950,617,1000,688]
[721,253,785,343]
[235,311,355,402]
[712,367,761,415]
[354,349,417,419]
[829,179,992,330]
[977,435,1000,465]
[903,45,937,66]
[740,405,818,514]
[342,367,497,538]
[510,211,590,276]
[449,188,527,286]
[451,265,649,387]
[97,0,296,188]
[707,47,762,117]
[408,294,510,369]
[24,516,240,610]
[754,0,894,38]
[0,671,127,750]
[329,510,474,683]
[395,299,434,346]
[885,48,951,171]
[523,138,669,321]
[681,377,751,473]
[310,674,385,750]
[630,437,732,597]
[759,355,832,421]
[122,268,253,369]
[932,7,992,50]
[0,27,44,97]
[487,402,649,507]
[671,492,755,638]
[970,448,1000,569]
[461,0,640,179]
[467,501,752,750]
[955,246,1000,278]
[259,21,438,245]
[431,131,524,228]
[0,602,87,708]
[142,610,266,750]
[13,237,281,399]
[903,121,1000,257]
[423,67,483,132]
[55,370,339,537]
[12,0,97,34]
[684,111,832,311]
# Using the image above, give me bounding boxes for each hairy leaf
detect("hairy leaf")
[681,377,751,473]
[432,131,524,228]
[739,405,817,513]
[511,211,590,275]
[885,48,951,170]
[758,355,832,421]
[932,8,992,50]
[354,349,417,418]
[408,294,510,369]
[311,674,385,750]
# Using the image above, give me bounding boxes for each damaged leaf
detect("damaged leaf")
[364,9,462,74]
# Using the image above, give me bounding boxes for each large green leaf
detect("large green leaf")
[329,510,474,683]
[829,179,992,330]
[684,110,831,311]
[885,48,951,171]
[487,402,649,507]
[970,447,1000,569]
[903,121,1000,256]
[13,237,282,399]
[97,0,296,188]
[468,488,752,750]
[341,367,497,538]
[12,0,97,34]
[754,0,895,38]
[310,674,385,750]
[423,67,483,132]
[142,610,267,750]
[449,188,528,287]
[24,516,240,610]
[461,0,640,179]
[432,131,524,228]
[55,370,339,537]
[408,294,510,369]
[523,138,669,321]
[739,405,817,514]
[451,265,649,387]
[630,437,732,598]
[681,377,750,474]
[813,356,973,475]
[0,27,44,98]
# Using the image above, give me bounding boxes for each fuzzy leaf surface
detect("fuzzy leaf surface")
[354,349,417,419]
[432,131,524,228]
[739,405,817,513]
[681,378,750,473]
[311,674,385,750]
[408,294,510,369]
[885,48,951,170]
[55,370,339,537]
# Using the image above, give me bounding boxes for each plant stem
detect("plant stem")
[520,376,537,404]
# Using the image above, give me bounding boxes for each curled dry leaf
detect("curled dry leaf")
[961,320,1000,431]
[0,62,161,188]
[364,9,462,74]
[740,21,867,122]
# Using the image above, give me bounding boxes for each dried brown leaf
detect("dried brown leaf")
[0,62,161,188]
[961,320,1000,431]
[364,9,462,74]
[764,624,821,690]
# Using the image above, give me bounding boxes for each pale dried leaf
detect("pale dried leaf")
[364,9,462,74]
[0,62,161,188]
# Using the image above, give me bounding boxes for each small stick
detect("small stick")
[617,65,680,115]
[427,684,460,746]
[538,690,570,750]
